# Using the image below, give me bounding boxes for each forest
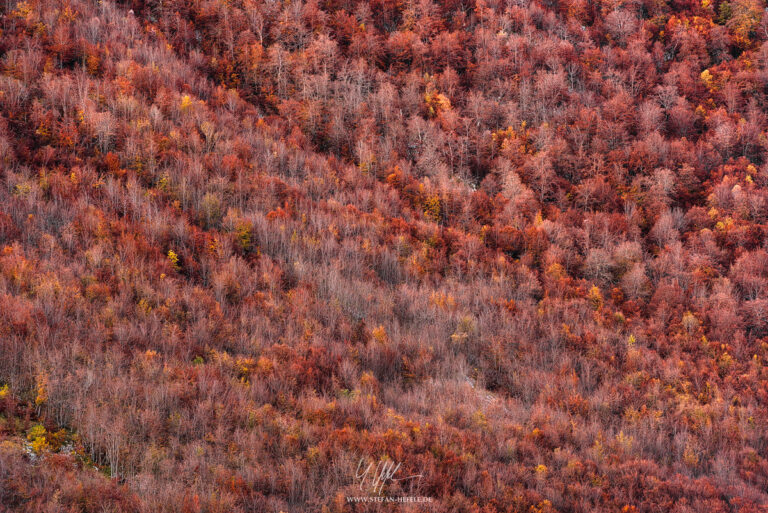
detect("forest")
[1,0,768,510]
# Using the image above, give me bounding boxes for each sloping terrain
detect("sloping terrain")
[1,0,768,511]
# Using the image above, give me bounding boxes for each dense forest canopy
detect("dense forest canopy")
[2,0,768,510]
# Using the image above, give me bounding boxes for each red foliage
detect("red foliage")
[0,0,767,511]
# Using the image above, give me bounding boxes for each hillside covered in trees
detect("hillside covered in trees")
[2,0,768,510]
